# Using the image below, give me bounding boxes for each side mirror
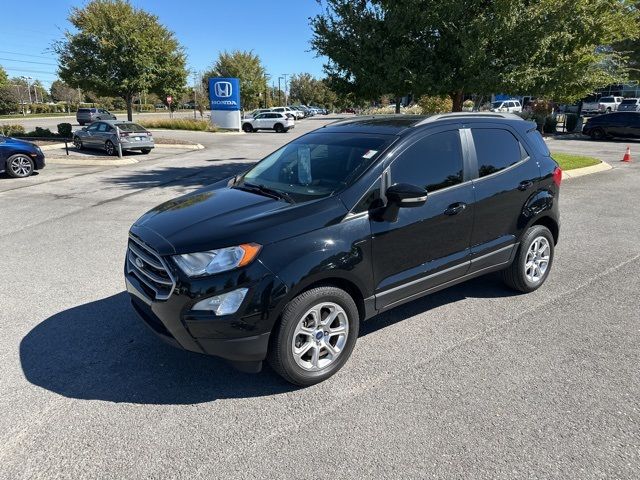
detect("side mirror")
[386,183,428,208]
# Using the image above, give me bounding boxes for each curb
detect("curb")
[40,143,69,151]
[45,157,139,166]
[563,161,612,179]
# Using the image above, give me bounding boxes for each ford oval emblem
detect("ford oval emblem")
[135,257,145,269]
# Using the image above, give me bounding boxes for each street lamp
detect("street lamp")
[281,73,292,105]
[278,76,284,106]
[20,76,33,104]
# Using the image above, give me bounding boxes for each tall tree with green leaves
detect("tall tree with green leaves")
[312,0,640,111]
[202,51,266,110]
[54,0,187,120]
[289,73,338,108]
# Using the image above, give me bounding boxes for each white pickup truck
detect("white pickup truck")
[597,96,623,113]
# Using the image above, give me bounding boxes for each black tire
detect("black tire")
[274,123,284,133]
[105,140,116,156]
[590,127,605,140]
[501,225,555,293]
[267,286,360,386]
[140,148,151,154]
[73,136,83,150]
[242,123,253,133]
[5,154,34,178]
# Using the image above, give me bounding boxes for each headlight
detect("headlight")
[173,243,261,277]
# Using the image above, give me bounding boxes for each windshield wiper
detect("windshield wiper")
[234,182,295,203]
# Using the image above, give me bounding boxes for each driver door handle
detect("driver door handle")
[444,202,467,216]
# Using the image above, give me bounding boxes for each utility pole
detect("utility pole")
[264,73,271,108]
[33,82,38,103]
[278,76,283,106]
[282,73,291,105]
[21,76,32,103]
[192,71,198,119]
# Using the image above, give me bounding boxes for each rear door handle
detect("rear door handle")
[444,202,467,216]
[518,180,534,191]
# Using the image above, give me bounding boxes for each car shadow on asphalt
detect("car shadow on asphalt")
[20,274,518,405]
[104,162,255,190]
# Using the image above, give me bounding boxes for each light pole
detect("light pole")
[282,73,291,105]
[264,74,271,108]
[21,76,32,103]
[192,71,199,119]
[278,76,284,106]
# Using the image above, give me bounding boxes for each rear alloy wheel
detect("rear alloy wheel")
[73,136,83,150]
[268,286,359,386]
[590,127,605,140]
[501,225,554,293]
[274,123,284,133]
[105,140,116,156]
[242,123,253,133]
[6,154,34,178]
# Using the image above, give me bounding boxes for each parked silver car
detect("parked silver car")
[73,120,154,156]
[617,98,640,112]
[76,107,117,126]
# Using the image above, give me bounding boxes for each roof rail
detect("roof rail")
[415,111,524,126]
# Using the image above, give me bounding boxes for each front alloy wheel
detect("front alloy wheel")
[73,136,83,150]
[6,154,34,178]
[268,286,359,386]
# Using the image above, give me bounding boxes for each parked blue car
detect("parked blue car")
[0,135,45,178]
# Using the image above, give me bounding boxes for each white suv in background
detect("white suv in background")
[490,100,522,113]
[271,106,304,120]
[242,112,294,133]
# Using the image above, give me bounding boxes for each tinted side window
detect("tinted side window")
[391,130,463,193]
[472,128,524,178]
[353,179,382,213]
[97,123,108,132]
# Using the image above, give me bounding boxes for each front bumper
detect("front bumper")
[124,251,287,364]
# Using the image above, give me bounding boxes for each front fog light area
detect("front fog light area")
[192,288,248,316]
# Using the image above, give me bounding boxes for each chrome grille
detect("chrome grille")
[126,235,175,300]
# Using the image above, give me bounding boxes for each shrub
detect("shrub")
[21,127,55,138]
[138,118,218,132]
[417,95,453,114]
[530,99,553,116]
[57,123,73,138]
[462,99,475,111]
[565,113,579,132]
[543,115,558,134]
[0,124,25,136]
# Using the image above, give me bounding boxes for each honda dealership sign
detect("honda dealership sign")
[209,77,241,130]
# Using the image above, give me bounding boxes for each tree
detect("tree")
[288,73,340,109]
[202,50,266,110]
[51,80,80,112]
[312,0,640,111]
[54,0,188,120]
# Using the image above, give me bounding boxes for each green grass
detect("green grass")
[138,118,217,132]
[551,152,601,170]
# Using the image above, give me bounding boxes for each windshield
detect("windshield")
[491,101,504,108]
[238,132,394,203]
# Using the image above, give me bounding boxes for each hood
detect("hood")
[2,137,38,149]
[131,184,348,255]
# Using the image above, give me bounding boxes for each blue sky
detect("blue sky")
[0,0,327,90]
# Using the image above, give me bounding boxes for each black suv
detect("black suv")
[125,113,561,386]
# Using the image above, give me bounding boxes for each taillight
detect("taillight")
[119,132,129,137]
[553,167,562,187]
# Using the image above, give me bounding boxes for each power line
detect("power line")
[0,49,55,60]
[0,57,58,66]
[2,67,58,76]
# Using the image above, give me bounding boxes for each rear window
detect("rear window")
[116,123,146,132]
[526,128,550,156]
[621,99,638,105]
[600,97,614,103]
[77,108,90,113]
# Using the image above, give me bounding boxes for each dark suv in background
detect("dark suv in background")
[76,107,117,125]
[125,113,561,386]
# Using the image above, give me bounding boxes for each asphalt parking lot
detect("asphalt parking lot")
[1,117,638,479]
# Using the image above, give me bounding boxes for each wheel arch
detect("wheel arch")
[531,215,559,245]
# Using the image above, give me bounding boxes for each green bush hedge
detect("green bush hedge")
[138,118,217,132]
[0,124,25,136]
[543,115,558,134]
[57,123,73,138]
